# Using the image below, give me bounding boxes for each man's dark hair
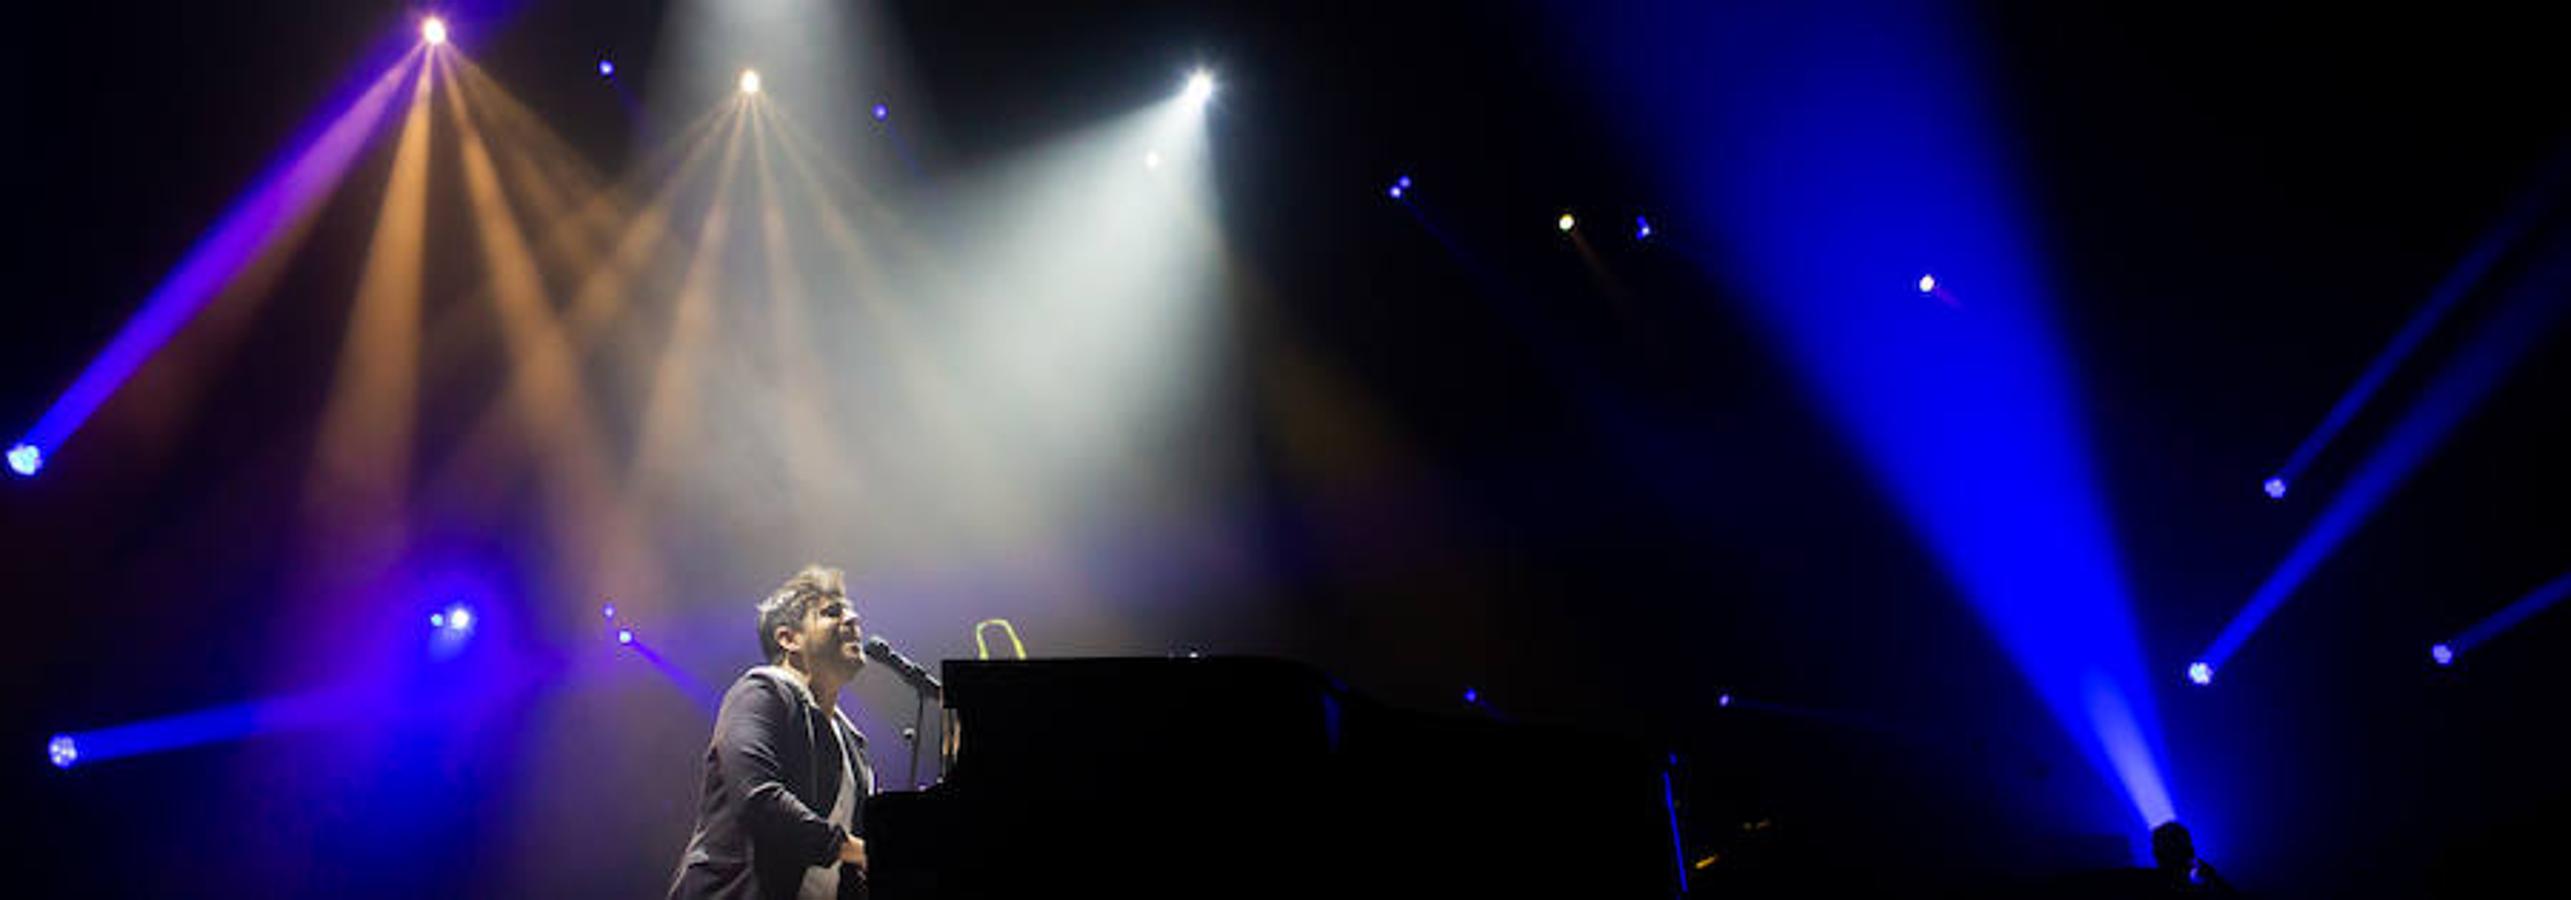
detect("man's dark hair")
[755,565,848,663]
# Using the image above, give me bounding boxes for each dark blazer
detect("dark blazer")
[669,669,873,900]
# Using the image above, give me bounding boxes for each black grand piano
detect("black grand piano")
[862,657,1681,899]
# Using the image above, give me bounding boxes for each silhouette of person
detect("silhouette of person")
[2147,821,2237,896]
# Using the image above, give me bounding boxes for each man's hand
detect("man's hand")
[838,835,868,870]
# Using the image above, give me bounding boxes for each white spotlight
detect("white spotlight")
[1182,70,1215,106]
[1144,150,1162,169]
[739,69,762,95]
[422,17,449,46]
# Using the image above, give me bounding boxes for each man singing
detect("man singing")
[669,565,877,900]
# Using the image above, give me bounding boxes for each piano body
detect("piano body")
[862,657,1680,899]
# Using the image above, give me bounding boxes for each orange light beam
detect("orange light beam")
[623,101,753,491]
[417,98,740,521]
[300,47,440,568]
[555,100,741,340]
[439,52,658,605]
[571,103,755,612]
[452,59,623,273]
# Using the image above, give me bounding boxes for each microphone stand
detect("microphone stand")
[869,638,945,789]
[890,665,940,789]
[905,690,928,789]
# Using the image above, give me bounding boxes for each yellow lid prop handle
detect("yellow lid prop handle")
[972,619,1026,661]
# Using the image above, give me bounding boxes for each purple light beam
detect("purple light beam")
[13,46,427,468]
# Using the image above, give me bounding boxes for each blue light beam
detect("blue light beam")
[11,43,426,471]
[2266,150,2571,497]
[621,633,721,713]
[45,689,363,770]
[2202,251,2571,672]
[1560,0,2181,839]
[2445,569,2571,660]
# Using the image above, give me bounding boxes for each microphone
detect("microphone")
[863,635,942,697]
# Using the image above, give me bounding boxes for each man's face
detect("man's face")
[785,594,865,675]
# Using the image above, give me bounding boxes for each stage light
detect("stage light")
[1182,70,1215,106]
[1717,693,1733,708]
[1558,212,1576,233]
[873,103,889,122]
[1462,688,1479,704]
[7,443,39,476]
[1144,150,1161,169]
[739,69,761,95]
[47,735,77,769]
[434,604,474,633]
[602,603,617,620]
[430,603,475,657]
[422,17,447,46]
[1917,274,1937,293]
[617,628,635,646]
[2187,662,2213,686]
[598,59,615,79]
[1389,174,1411,199]
[2263,477,2287,500]
[2431,643,2455,666]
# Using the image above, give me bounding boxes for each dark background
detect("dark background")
[5,2,2570,896]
